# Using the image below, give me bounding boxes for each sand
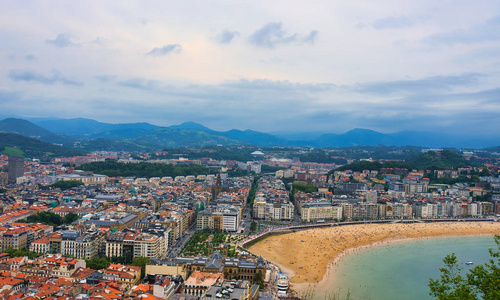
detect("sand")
[248,221,500,292]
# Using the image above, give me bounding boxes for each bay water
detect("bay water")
[318,235,497,300]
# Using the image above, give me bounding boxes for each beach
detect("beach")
[248,221,500,293]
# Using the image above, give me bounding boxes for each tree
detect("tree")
[85,256,110,270]
[4,248,41,259]
[429,235,500,300]
[24,211,78,226]
[429,253,477,300]
[63,212,79,224]
[252,271,263,285]
[132,257,150,279]
[250,221,257,233]
[50,180,84,191]
[467,235,500,300]
[480,167,490,177]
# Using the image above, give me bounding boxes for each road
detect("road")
[165,223,197,258]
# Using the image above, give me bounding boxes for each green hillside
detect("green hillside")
[0,118,72,145]
[336,160,414,172]
[333,150,472,173]
[0,133,84,159]
[72,138,152,152]
[134,128,239,148]
[407,150,469,170]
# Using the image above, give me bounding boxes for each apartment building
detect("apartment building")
[301,201,343,222]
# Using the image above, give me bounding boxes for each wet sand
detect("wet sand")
[248,222,500,292]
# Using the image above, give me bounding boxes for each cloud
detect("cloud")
[8,69,83,86]
[147,44,182,56]
[372,16,414,29]
[354,73,483,95]
[118,78,161,90]
[303,30,319,43]
[222,78,334,92]
[249,22,318,48]
[24,55,35,61]
[95,75,116,83]
[424,16,500,45]
[45,34,77,47]
[215,29,240,44]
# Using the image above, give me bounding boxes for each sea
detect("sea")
[318,235,498,300]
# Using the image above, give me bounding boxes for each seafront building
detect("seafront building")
[253,177,294,221]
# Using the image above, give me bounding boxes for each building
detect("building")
[134,233,163,259]
[252,197,294,221]
[60,230,101,259]
[146,252,266,283]
[30,235,50,253]
[58,170,108,185]
[105,231,137,262]
[366,191,377,204]
[182,271,224,298]
[103,263,141,285]
[352,203,379,220]
[2,227,31,250]
[300,201,342,222]
[8,156,24,184]
[197,206,240,232]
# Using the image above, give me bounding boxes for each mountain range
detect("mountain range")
[0,117,498,151]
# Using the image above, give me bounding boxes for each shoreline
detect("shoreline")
[248,222,500,294]
[292,233,496,295]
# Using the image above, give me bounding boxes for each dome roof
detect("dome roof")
[210,250,223,260]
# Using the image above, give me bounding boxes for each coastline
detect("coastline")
[292,233,496,295]
[248,221,500,294]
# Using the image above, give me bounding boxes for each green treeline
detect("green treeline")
[296,151,348,164]
[80,161,212,178]
[247,177,259,211]
[336,150,471,173]
[260,165,287,173]
[4,248,41,259]
[156,146,255,162]
[23,211,79,226]
[85,256,111,270]
[336,160,413,172]
[293,182,318,193]
[407,150,469,170]
[49,180,84,190]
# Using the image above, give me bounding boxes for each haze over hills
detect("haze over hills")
[1,117,499,149]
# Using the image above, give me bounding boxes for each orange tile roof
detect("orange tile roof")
[0,277,23,286]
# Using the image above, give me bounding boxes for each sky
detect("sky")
[1,0,500,135]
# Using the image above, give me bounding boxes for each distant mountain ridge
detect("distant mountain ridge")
[33,117,159,137]
[2,117,499,149]
[0,118,73,145]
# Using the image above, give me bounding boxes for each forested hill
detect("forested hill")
[335,161,414,172]
[407,150,470,170]
[0,133,84,159]
[334,150,473,172]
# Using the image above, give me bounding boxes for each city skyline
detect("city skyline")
[1,1,500,136]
